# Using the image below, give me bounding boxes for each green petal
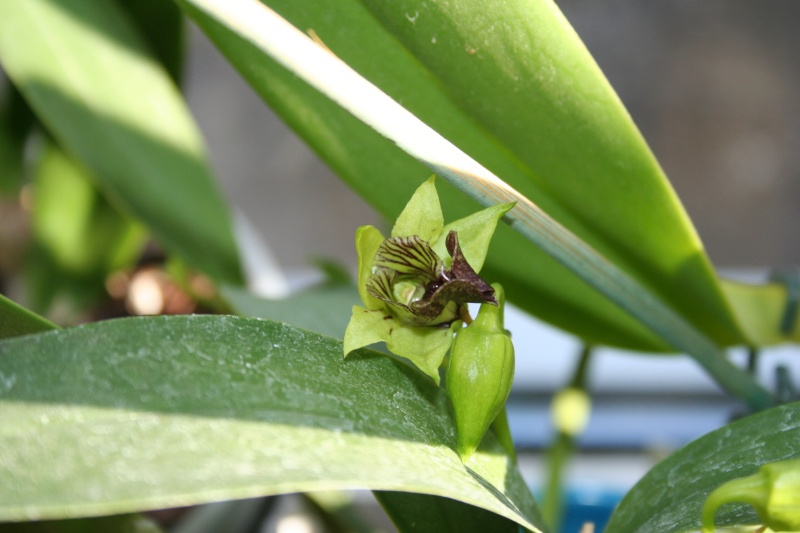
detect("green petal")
[391,176,444,242]
[435,202,515,272]
[343,305,388,356]
[343,306,457,384]
[355,225,385,309]
[384,322,459,385]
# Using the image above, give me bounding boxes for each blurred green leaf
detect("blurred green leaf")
[222,283,361,339]
[0,514,163,533]
[115,0,186,84]
[0,83,35,196]
[25,141,145,314]
[30,140,145,280]
[0,0,243,285]
[721,278,800,346]
[0,293,57,340]
[0,316,545,532]
[178,0,746,351]
[604,402,800,533]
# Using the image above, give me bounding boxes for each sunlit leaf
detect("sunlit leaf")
[0,316,545,532]
[605,402,800,533]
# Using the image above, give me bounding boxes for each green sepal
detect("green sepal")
[434,202,515,272]
[354,224,386,310]
[344,305,459,384]
[391,175,444,243]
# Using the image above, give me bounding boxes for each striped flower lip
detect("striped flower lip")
[366,230,496,327]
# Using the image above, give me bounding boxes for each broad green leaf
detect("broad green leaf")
[179,0,773,411]
[0,0,243,285]
[222,283,361,339]
[0,316,545,532]
[0,293,57,340]
[0,514,163,533]
[604,402,800,533]
[374,491,521,533]
[177,0,749,351]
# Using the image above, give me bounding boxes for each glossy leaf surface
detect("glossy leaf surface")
[605,402,800,533]
[0,316,545,532]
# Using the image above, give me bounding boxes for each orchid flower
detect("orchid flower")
[343,176,514,383]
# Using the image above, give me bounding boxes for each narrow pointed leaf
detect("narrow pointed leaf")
[604,402,800,533]
[177,0,773,410]
[176,0,665,350]
[0,294,57,340]
[0,316,545,532]
[176,0,761,351]
[0,0,243,285]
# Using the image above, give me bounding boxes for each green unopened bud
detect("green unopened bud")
[446,283,515,460]
[702,458,800,532]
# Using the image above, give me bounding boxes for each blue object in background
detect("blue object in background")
[558,487,624,533]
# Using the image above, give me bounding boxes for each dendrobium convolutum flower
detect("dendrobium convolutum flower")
[343,176,514,384]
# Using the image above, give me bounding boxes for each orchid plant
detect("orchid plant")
[1,1,799,532]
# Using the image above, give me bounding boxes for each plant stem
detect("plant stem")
[542,346,593,531]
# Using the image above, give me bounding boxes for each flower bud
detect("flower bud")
[446,283,515,460]
[702,457,800,532]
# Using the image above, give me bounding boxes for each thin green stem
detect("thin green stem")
[542,346,594,531]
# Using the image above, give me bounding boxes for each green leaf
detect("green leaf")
[391,175,443,242]
[115,0,186,84]
[176,0,745,351]
[178,0,773,410]
[0,293,57,340]
[0,83,35,196]
[222,283,361,339]
[604,402,800,533]
[33,142,146,273]
[0,316,545,532]
[0,514,163,533]
[375,491,523,533]
[0,0,243,285]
